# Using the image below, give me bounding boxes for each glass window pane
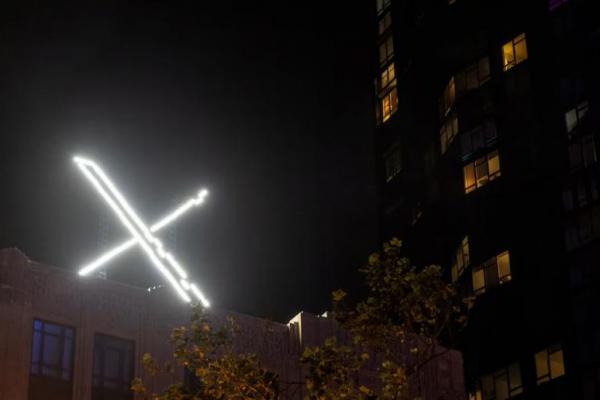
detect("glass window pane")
[43,335,60,367]
[508,363,523,394]
[502,42,515,70]
[31,331,42,363]
[488,151,501,178]
[514,38,528,64]
[473,269,486,294]
[565,109,578,133]
[44,323,61,335]
[497,251,511,282]
[475,157,489,187]
[494,369,509,400]
[481,374,494,400]
[535,350,550,382]
[550,349,565,378]
[464,164,476,193]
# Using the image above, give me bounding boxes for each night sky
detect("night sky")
[0,1,379,321]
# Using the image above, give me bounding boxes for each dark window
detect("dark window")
[384,146,402,182]
[29,319,75,400]
[461,120,498,160]
[568,134,597,171]
[549,0,568,11]
[565,205,600,250]
[92,334,135,400]
[376,0,391,15]
[455,57,491,96]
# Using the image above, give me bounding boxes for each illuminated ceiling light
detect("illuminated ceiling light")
[74,156,210,307]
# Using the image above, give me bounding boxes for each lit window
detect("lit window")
[565,101,589,135]
[451,236,470,282]
[29,320,75,399]
[502,33,528,72]
[461,120,498,160]
[475,363,523,400]
[385,146,402,182]
[456,57,491,96]
[439,77,456,119]
[381,87,398,122]
[376,0,392,15]
[92,334,135,400]
[549,0,568,11]
[472,251,511,295]
[378,12,392,35]
[379,63,396,92]
[379,36,394,66]
[440,113,459,155]
[535,345,565,384]
[569,134,597,171]
[463,150,501,193]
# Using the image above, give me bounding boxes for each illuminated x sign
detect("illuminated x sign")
[74,156,210,307]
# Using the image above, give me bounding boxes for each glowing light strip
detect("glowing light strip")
[74,157,206,304]
[77,187,208,276]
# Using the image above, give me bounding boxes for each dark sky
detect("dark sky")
[0,1,379,321]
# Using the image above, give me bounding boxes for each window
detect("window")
[379,63,396,92]
[565,101,589,136]
[381,87,398,122]
[472,251,511,295]
[564,205,600,250]
[563,173,600,212]
[569,134,597,170]
[451,236,470,282]
[439,77,456,119]
[385,146,402,182]
[440,113,459,154]
[549,0,569,11]
[461,120,498,160]
[456,57,491,96]
[535,345,565,384]
[29,320,75,400]
[92,334,135,400]
[378,12,392,35]
[376,0,391,15]
[463,150,501,193]
[502,33,528,72]
[379,36,394,66]
[473,363,523,400]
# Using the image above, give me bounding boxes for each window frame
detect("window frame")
[378,35,394,67]
[30,318,76,382]
[535,345,566,385]
[463,150,501,194]
[92,333,136,399]
[502,33,528,72]
[381,86,398,123]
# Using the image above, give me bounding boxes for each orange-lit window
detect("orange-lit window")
[463,150,501,193]
[472,251,511,295]
[440,113,459,154]
[379,36,394,66]
[378,12,392,35]
[439,77,456,119]
[535,345,565,385]
[384,146,402,182]
[565,101,589,135]
[476,363,523,400]
[451,236,470,282]
[456,57,491,96]
[376,0,391,15]
[502,33,528,71]
[381,87,398,122]
[379,63,396,92]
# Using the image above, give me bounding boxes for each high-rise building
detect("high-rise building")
[372,0,599,398]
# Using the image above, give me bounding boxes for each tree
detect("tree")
[300,238,468,400]
[131,310,279,399]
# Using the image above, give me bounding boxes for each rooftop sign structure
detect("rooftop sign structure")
[74,156,210,307]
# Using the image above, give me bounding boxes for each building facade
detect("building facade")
[0,248,465,399]
[372,0,599,399]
